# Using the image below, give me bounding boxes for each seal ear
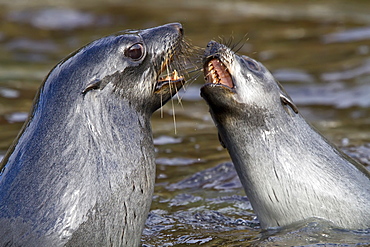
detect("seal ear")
[280,94,298,114]
[276,80,298,114]
[82,79,102,96]
[218,132,227,148]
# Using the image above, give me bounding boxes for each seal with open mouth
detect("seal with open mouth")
[200,40,370,230]
[0,23,187,246]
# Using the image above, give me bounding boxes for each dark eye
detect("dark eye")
[125,43,144,60]
[242,55,261,72]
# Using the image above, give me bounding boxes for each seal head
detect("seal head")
[201,41,370,230]
[0,23,186,246]
[80,23,186,113]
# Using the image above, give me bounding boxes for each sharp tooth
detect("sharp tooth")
[173,70,179,80]
[211,70,218,84]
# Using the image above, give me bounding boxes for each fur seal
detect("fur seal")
[0,23,187,246]
[200,41,370,230]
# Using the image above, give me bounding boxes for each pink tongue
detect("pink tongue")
[209,59,233,88]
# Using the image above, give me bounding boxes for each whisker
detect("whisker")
[232,33,249,54]
[216,33,249,56]
[227,34,234,48]
[179,71,203,96]
[160,93,163,118]
[157,36,204,134]
[187,67,203,74]
[190,71,203,84]
[169,63,184,108]
[165,61,178,134]
[174,70,200,105]
[218,35,225,46]
[169,81,177,135]
[174,84,184,108]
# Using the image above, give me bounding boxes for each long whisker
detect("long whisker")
[232,33,249,53]
[227,34,234,48]
[174,79,183,107]
[189,71,203,85]
[157,37,204,133]
[177,70,203,104]
[160,93,163,118]
[217,33,249,55]
[169,61,184,108]
[165,61,178,134]
[169,83,177,135]
[187,67,203,74]
[174,67,199,106]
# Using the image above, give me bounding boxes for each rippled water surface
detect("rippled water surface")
[0,0,370,246]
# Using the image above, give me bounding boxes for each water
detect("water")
[0,0,370,246]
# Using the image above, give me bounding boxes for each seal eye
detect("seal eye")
[242,55,261,72]
[125,43,144,60]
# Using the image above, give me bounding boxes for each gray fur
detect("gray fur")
[0,23,184,246]
[201,41,370,230]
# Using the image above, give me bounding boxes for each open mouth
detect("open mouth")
[204,58,234,89]
[155,58,185,91]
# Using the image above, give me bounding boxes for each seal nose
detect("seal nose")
[207,40,218,48]
[205,40,221,56]
[170,23,183,35]
[178,26,184,35]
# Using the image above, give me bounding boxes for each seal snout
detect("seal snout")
[168,22,184,35]
[153,23,186,93]
[156,70,184,90]
[204,58,234,89]
[155,60,185,91]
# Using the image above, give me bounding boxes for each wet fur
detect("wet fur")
[0,23,186,246]
[201,41,370,230]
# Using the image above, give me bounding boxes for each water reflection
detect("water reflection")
[7,8,98,30]
[322,26,370,44]
[0,87,19,98]
[321,58,370,82]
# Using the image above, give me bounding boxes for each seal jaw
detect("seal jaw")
[152,23,186,95]
[153,57,186,102]
[155,68,185,92]
[201,43,238,111]
[204,58,234,90]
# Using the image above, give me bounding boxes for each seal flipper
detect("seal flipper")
[280,94,298,114]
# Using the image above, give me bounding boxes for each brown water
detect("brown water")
[1,0,370,246]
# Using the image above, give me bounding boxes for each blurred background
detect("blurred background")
[0,0,370,245]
